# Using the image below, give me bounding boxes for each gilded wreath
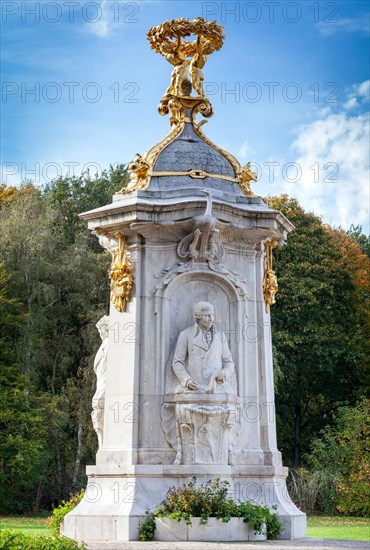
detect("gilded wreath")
[147,18,224,98]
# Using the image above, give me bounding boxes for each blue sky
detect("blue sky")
[1,0,369,231]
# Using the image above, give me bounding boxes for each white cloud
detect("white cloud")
[238,140,254,161]
[358,80,370,98]
[344,97,358,110]
[83,0,153,38]
[317,15,370,37]
[84,1,114,39]
[280,111,370,232]
[344,80,370,110]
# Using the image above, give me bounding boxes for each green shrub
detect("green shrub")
[47,491,84,536]
[138,477,281,541]
[308,399,370,517]
[137,511,156,541]
[0,530,85,549]
[336,464,370,517]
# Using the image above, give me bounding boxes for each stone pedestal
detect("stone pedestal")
[61,186,306,542]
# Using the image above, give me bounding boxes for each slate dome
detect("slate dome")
[154,122,235,178]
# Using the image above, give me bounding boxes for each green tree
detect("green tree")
[265,195,368,468]
[43,164,128,246]
[0,263,51,512]
[345,224,370,257]
[0,184,18,207]
[0,167,127,511]
[309,399,370,516]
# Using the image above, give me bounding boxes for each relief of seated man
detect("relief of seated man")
[170,301,238,464]
[172,301,238,395]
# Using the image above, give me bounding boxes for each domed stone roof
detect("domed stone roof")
[154,122,235,178]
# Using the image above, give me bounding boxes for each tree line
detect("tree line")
[0,170,368,515]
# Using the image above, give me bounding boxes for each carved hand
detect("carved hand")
[215,371,226,383]
[186,379,200,391]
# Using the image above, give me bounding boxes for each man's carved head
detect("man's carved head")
[194,301,214,331]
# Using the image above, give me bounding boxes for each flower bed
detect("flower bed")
[138,477,281,541]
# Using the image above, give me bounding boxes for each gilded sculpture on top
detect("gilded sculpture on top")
[190,35,208,97]
[119,18,257,198]
[147,18,224,100]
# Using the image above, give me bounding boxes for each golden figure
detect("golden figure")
[119,153,151,194]
[129,153,150,181]
[109,235,135,313]
[118,18,258,197]
[161,37,190,96]
[238,162,257,196]
[263,270,278,312]
[147,18,224,100]
[190,35,208,97]
[263,239,278,313]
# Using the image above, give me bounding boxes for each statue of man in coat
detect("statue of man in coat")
[172,301,237,395]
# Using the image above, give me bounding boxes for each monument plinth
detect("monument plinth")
[62,18,306,542]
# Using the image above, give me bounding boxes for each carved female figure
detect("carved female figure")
[91,315,109,448]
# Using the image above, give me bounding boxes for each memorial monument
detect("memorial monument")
[62,17,306,542]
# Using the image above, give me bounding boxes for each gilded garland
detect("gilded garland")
[263,239,278,313]
[109,235,135,313]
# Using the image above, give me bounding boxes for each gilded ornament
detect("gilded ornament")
[158,94,214,128]
[109,235,135,313]
[237,162,257,197]
[263,239,278,313]
[118,153,151,194]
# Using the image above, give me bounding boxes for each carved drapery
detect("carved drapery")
[162,396,240,465]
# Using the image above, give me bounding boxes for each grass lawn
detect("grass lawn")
[0,515,49,535]
[307,516,370,541]
[0,514,369,541]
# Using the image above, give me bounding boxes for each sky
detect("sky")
[1,0,369,232]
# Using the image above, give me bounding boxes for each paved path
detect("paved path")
[87,539,369,550]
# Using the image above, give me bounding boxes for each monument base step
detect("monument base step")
[61,470,306,542]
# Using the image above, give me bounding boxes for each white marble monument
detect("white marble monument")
[62,17,306,543]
